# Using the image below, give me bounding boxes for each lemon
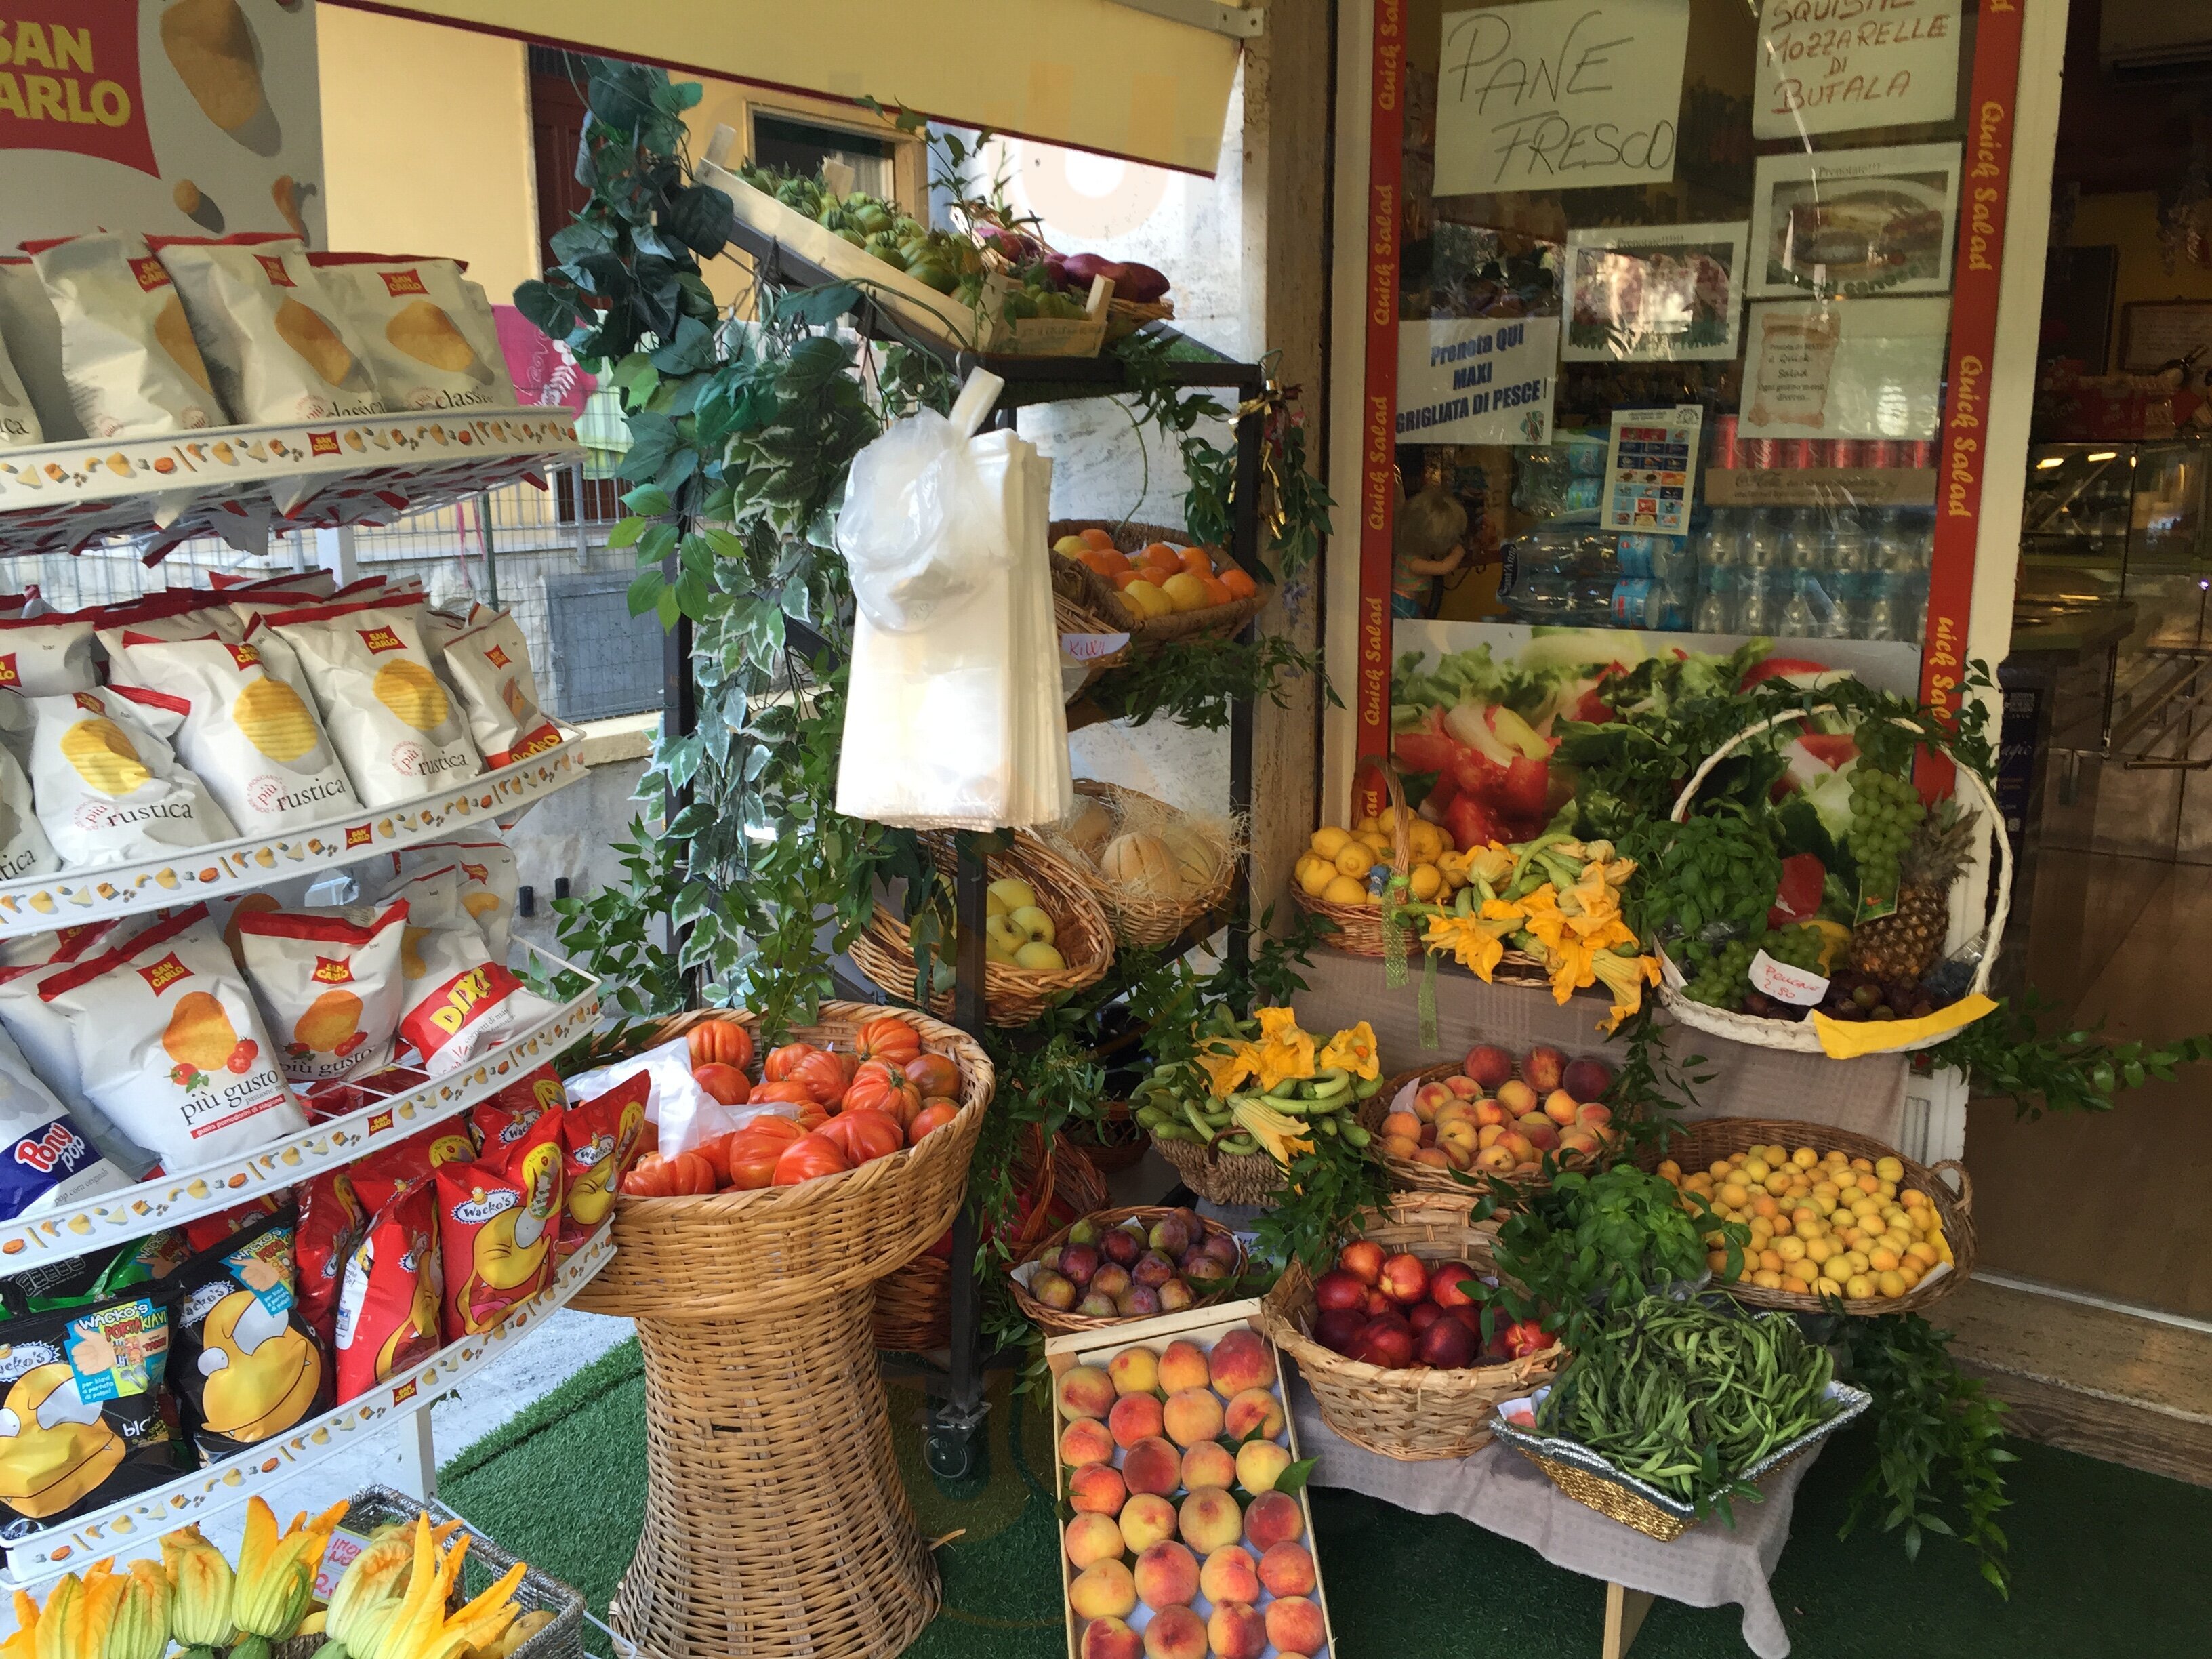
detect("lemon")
[1356,830,1392,855]
[1334,842,1374,878]
[1122,579,1172,619]
[1406,822,1441,862]
[1433,825,1456,852]
[1162,572,1211,612]
[1752,1270,1784,1290]
[1845,1274,1876,1300]
[1408,863,1442,901]
[1311,825,1351,859]
[1296,857,1334,897]
[1321,874,1367,905]
[1355,815,1379,833]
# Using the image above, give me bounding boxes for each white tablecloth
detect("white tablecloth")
[1290,1374,1816,1658]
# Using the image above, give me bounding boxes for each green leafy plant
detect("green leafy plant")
[1088,634,1334,731]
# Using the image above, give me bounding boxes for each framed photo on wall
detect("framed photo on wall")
[1747,142,1963,300]
[1561,222,1749,362]
[2117,299,2212,375]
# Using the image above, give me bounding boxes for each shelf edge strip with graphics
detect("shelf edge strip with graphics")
[0,948,600,1265]
[0,1223,615,1583]
[0,731,588,938]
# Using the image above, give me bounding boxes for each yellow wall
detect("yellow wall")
[316,8,540,304]
[2070,191,2212,372]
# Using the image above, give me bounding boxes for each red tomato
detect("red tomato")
[723,1131,791,1190]
[903,1052,960,1098]
[621,1151,717,1197]
[777,1049,849,1109]
[747,1082,827,1129]
[844,1063,922,1126]
[772,1133,851,1186]
[853,1016,923,1068]
[907,1102,959,1144]
[687,1017,756,1072]
[693,1063,752,1106]
[762,1042,819,1082]
[820,1108,904,1165]
[741,1115,806,1145]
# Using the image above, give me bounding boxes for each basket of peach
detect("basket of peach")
[1362,1041,1625,1197]
[1049,519,1265,645]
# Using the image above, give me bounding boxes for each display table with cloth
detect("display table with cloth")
[1288,1374,1819,1658]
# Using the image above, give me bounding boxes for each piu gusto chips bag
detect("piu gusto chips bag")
[0,1291,181,1536]
[333,1177,442,1405]
[235,900,409,1084]
[167,1207,329,1462]
[559,1071,648,1261]
[435,1104,562,1340]
[266,598,481,806]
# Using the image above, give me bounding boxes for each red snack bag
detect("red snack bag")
[350,1120,475,1213]
[434,1107,562,1340]
[333,1176,442,1404]
[180,1194,283,1254]
[471,1062,564,1155]
[558,1071,648,1259]
[294,1168,367,1349]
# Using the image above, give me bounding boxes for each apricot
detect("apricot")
[1107,1345,1160,1396]
[1069,1462,1128,1516]
[1181,1441,1237,1491]
[1197,1544,1260,1605]
[1162,1387,1225,1448]
[1206,1329,1277,1396]
[1258,1540,1316,1597]
[1069,1559,1137,1620]
[1109,1393,1166,1449]
[1065,1512,1126,1570]
[1118,1493,1176,1553]
[1158,1339,1211,1393]
[1242,1490,1303,1551]
[1206,1601,1267,1659]
[1222,1387,1284,1441]
[1061,1418,1115,1468]
[1234,1439,1291,1494]
[1265,1596,1328,1656]
[1122,1437,1183,1497]
[1132,1540,1200,1610]
[1141,1604,1206,1659]
[1176,1486,1243,1554]
[1059,1365,1117,1420]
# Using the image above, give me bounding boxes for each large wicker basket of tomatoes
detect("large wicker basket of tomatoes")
[571,1004,992,1321]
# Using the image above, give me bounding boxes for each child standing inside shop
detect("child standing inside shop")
[1392,481,1469,618]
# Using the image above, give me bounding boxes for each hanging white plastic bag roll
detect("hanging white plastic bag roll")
[835,384,1005,634]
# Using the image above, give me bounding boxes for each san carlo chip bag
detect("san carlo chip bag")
[0,318,40,449]
[268,598,482,806]
[38,906,308,1172]
[0,1292,181,1535]
[333,1176,441,1404]
[26,232,222,438]
[310,255,504,411]
[167,1207,329,1461]
[0,612,98,696]
[0,741,56,880]
[470,1061,564,1153]
[153,234,384,422]
[0,923,151,1177]
[438,609,562,770]
[108,631,358,836]
[0,687,237,868]
[234,900,408,1084]
[0,258,83,441]
[434,1108,562,1340]
[0,1025,127,1221]
[376,838,516,962]
[558,1070,648,1260]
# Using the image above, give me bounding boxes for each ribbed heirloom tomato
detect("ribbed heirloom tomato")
[620,1151,716,1196]
[746,1080,827,1128]
[773,1132,851,1185]
[904,1052,960,1098]
[765,1045,849,1109]
[692,1063,751,1105]
[844,1061,923,1126]
[819,1109,903,1165]
[853,1015,923,1068]
[687,1017,755,1072]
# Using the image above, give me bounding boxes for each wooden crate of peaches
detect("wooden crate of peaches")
[1361,1041,1624,1196]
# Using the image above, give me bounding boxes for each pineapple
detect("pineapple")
[1848,805,1976,982]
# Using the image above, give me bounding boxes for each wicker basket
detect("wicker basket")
[1634,1116,1975,1317]
[1009,1204,1248,1334]
[849,831,1114,1027]
[1656,708,2011,1056]
[1150,1130,1290,1209]
[340,1485,585,1659]
[1361,1061,1622,1202]
[1066,1097,1149,1174]
[1261,1193,1562,1461]
[873,1129,1107,1351]
[1048,519,1265,644]
[1054,592,1128,702]
[1050,779,1239,948]
[1104,296,1176,341]
[1291,762,1415,958]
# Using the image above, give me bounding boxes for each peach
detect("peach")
[1380,1134,1422,1160]
[1258,1540,1316,1597]
[1544,1088,1580,1126]
[1380,1110,1422,1143]
[1498,1130,1535,1164]
[1443,1073,1481,1099]
[1234,1438,1291,1493]
[1476,1122,1507,1149]
[1338,1239,1384,1285]
[1433,1098,1477,1129]
[1122,1436,1183,1497]
[1108,1345,1160,1396]
[1162,1387,1225,1448]
[1462,1043,1513,1090]
[1412,1082,1453,1121]
[1378,1254,1429,1305]
[1496,1078,1537,1115]
[1223,1387,1285,1441]
[1158,1339,1211,1393]
[1197,1544,1260,1605]
[1243,1490,1303,1551]
[1061,1418,1115,1468]
[1521,1119,1560,1153]
[1575,1101,1614,1130]
[1523,1045,1566,1092]
[1265,1595,1328,1656]
[1133,1540,1200,1609]
[1176,1486,1243,1554]
[1181,1441,1237,1491]
[1414,1147,1451,1168]
[1081,1617,1142,1659]
[1065,1512,1126,1570]
[1206,1602,1267,1659]
[1562,1056,1614,1101]
[1436,1121,1479,1163]
[1069,1462,1128,1515]
[1142,1605,1206,1659]
[1059,1365,1117,1420]
[1109,1393,1166,1449]
[1207,1329,1277,1396]
[1069,1559,1137,1620]
[1475,1145,1516,1174]
[1558,1128,1601,1158]
[1118,1493,1177,1553]
[1473,1097,1509,1128]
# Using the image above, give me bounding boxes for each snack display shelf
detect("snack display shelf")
[0,947,599,1267]
[0,731,587,938]
[0,407,581,560]
[0,1219,615,1583]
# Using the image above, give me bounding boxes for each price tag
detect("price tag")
[1749,949,1828,1007]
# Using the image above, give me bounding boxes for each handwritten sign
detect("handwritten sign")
[1395,316,1559,445]
[1754,0,1960,141]
[1740,297,1950,440]
[1435,0,1688,195]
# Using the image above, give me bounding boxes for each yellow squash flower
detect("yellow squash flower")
[59,1572,125,1659]
[323,1532,415,1659]
[163,1524,236,1652]
[1592,951,1662,1032]
[99,1562,169,1659]
[1424,912,1508,981]
[1196,1040,1261,1099]
[232,1497,350,1643]
[1317,1021,1379,1080]
[1254,1034,1314,1092]
[4,1590,39,1659]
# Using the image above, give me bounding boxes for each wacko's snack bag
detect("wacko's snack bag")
[152,235,384,422]
[0,258,83,441]
[0,1291,182,1534]
[435,1105,562,1340]
[294,1169,364,1350]
[267,598,481,806]
[166,1207,329,1460]
[333,1176,441,1404]
[0,687,236,868]
[38,906,308,1170]
[235,900,409,1084]
[472,1061,565,1154]
[180,1195,285,1255]
[106,631,357,836]
[349,1120,476,1211]
[0,612,99,696]
[0,922,150,1176]
[0,1025,127,1221]
[26,233,223,438]
[439,609,562,770]
[558,1070,648,1259]
[375,838,517,962]
[309,255,504,411]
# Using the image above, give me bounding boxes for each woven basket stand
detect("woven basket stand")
[1058,778,1240,949]
[1047,518,1265,644]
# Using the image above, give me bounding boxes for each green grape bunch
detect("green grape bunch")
[1846,766,1924,907]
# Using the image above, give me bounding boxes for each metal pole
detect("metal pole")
[1227,399,1264,966]
[478,490,501,608]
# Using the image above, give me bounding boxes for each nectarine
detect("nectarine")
[1378,1253,1429,1305]
[1132,1540,1199,1610]
[1427,1261,1480,1308]
[1561,1056,1614,1101]
[1243,1490,1304,1550]
[1122,1437,1182,1496]
[1197,1544,1259,1605]
[1338,1239,1385,1286]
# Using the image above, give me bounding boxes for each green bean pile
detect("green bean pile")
[1533,1297,1839,1504]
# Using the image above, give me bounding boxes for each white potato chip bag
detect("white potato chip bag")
[310,255,503,411]
[0,613,98,696]
[374,839,516,961]
[39,906,307,1171]
[0,324,40,450]
[439,609,562,770]
[0,1025,128,1219]
[106,632,358,834]
[0,258,81,442]
[267,598,480,806]
[0,922,152,1177]
[236,899,409,1084]
[155,236,385,422]
[26,233,224,438]
[0,687,237,867]
[95,593,243,687]
[386,866,548,1074]
[0,741,56,881]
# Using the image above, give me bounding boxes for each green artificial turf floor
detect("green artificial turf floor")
[441,1338,2209,1657]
